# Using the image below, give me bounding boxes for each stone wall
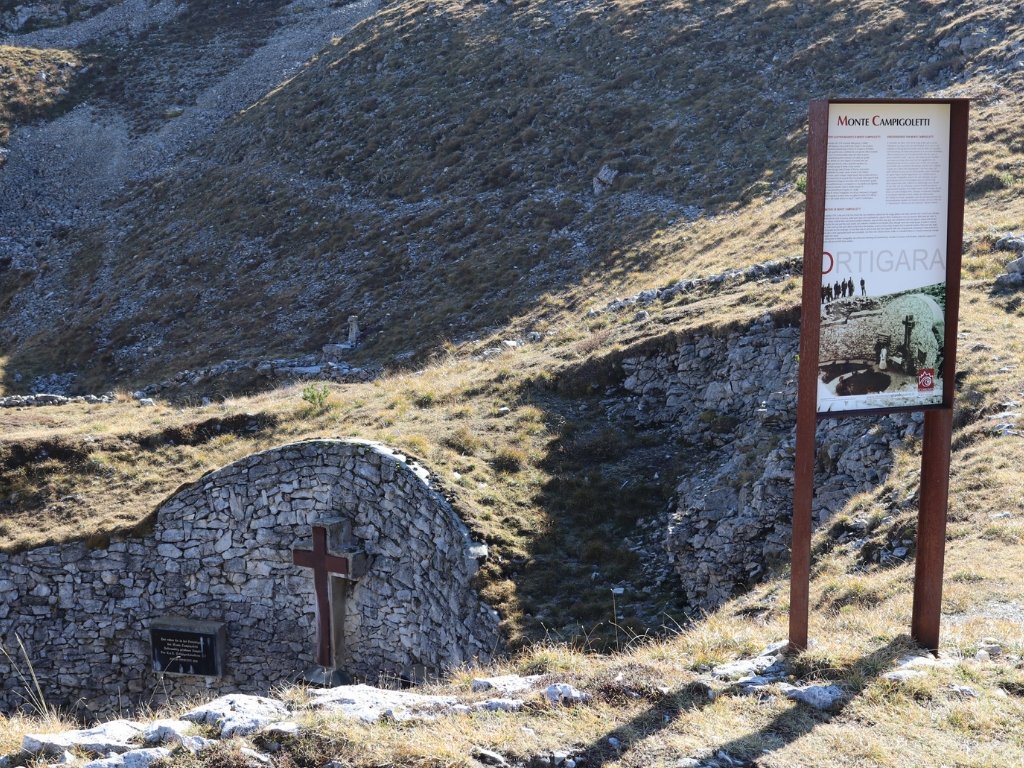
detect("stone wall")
[618,312,918,611]
[0,440,500,716]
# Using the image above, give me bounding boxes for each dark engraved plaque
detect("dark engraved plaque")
[150,616,226,677]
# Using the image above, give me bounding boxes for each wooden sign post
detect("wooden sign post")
[790,99,969,653]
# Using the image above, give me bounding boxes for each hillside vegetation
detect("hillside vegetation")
[2,0,1024,764]
[1,0,1023,388]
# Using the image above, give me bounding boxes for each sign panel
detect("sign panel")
[790,98,968,653]
[818,102,951,414]
[150,616,226,677]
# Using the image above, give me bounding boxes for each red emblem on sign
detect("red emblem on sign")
[917,368,935,391]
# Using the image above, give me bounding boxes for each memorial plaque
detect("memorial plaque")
[150,616,226,677]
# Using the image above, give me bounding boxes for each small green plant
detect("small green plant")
[301,383,330,410]
[796,174,808,194]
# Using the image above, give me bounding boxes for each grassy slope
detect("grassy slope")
[3,0,1023,389]
[0,44,79,146]
[4,323,1024,765]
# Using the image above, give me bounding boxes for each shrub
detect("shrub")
[301,383,330,410]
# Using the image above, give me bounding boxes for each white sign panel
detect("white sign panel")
[818,102,950,414]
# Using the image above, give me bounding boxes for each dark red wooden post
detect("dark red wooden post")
[911,409,953,652]
[789,100,829,652]
[910,99,968,653]
[293,526,350,668]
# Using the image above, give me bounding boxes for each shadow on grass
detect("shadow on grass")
[573,637,914,768]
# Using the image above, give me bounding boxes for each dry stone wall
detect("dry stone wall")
[618,312,918,611]
[0,440,500,716]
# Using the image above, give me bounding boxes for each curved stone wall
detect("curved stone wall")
[0,440,500,715]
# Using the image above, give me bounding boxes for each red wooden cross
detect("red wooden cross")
[293,525,350,668]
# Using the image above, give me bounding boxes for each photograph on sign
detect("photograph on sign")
[817,102,951,414]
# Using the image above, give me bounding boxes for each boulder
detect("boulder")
[23,720,145,757]
[779,683,845,711]
[182,694,289,737]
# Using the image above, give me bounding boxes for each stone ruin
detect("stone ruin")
[619,312,916,610]
[0,440,500,716]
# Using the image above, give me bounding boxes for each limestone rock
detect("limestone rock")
[895,654,958,671]
[23,720,146,756]
[142,719,193,745]
[995,234,1024,253]
[883,669,926,683]
[180,735,218,753]
[949,684,978,698]
[309,684,460,722]
[80,748,172,768]
[979,638,1003,657]
[592,164,618,195]
[711,654,781,682]
[182,694,289,737]
[471,746,509,766]
[779,683,845,711]
[261,721,301,738]
[544,683,591,706]
[471,674,543,695]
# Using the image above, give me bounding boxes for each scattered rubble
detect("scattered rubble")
[588,257,802,317]
[0,392,114,408]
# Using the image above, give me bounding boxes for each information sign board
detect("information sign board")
[818,102,951,414]
[789,98,968,654]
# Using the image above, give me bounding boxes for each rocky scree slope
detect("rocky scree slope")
[0,0,379,389]
[2,0,1023,392]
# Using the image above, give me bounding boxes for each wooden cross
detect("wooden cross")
[293,525,351,668]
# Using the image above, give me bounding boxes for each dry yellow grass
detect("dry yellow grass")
[0,45,80,146]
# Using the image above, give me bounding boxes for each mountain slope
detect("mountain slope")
[1,0,1022,392]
